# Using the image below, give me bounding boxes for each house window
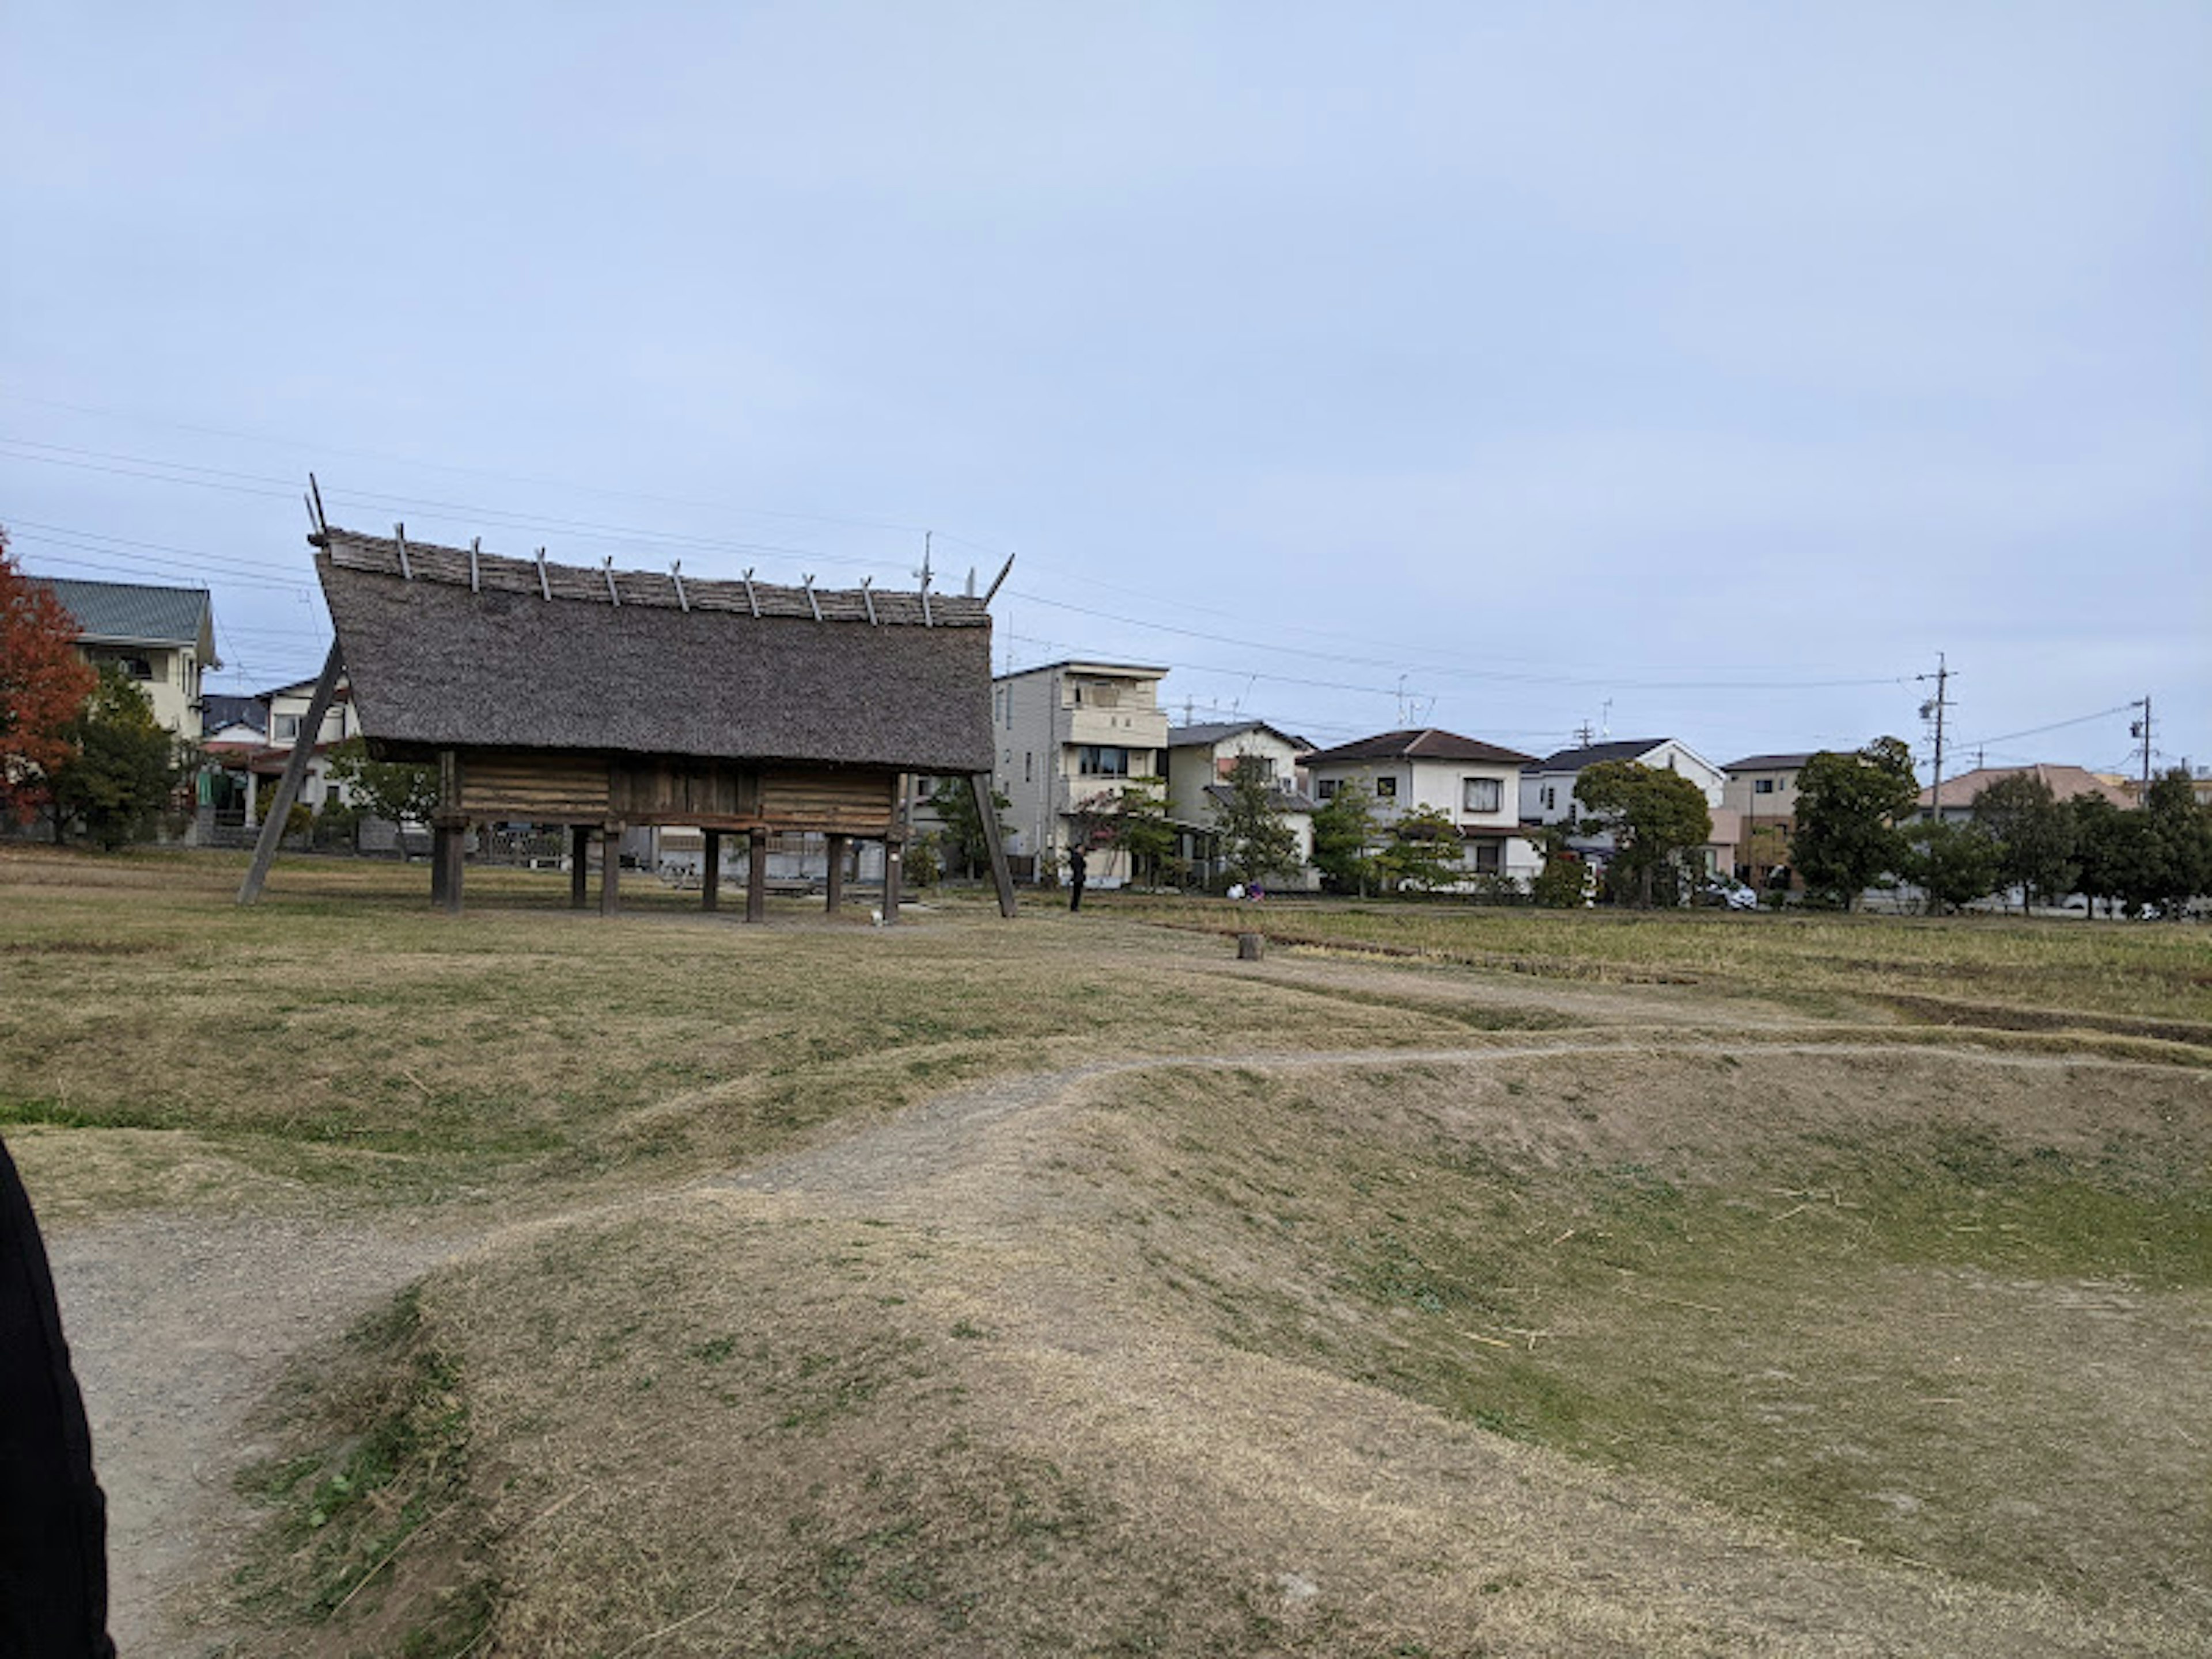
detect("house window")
[1541,785,1556,810]
[1754,778,1777,795]
[1316,778,1339,800]
[274,713,302,741]
[1375,777,1397,799]
[1471,839,1502,873]
[1024,752,1033,783]
[1078,745,1130,777]
[1463,777,1502,813]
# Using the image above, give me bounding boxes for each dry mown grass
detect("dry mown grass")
[229,1049,2210,1656]
[7,845,2210,1655]
[1102,891,2212,1030]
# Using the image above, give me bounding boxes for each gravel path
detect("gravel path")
[47,1217,458,1656]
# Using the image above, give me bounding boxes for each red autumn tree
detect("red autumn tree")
[1,526,97,824]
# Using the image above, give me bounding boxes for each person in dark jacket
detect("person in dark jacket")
[1067,844,1088,912]
[1,1136,115,1657]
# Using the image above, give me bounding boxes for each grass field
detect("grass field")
[5,844,2208,1656]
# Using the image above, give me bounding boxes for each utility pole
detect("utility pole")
[1916,653,1952,820]
[2130,696,2153,795]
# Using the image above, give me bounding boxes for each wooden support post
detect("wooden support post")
[825,834,847,913]
[431,750,463,915]
[882,775,909,925]
[236,641,343,904]
[746,829,767,923]
[702,830,722,912]
[600,825,622,916]
[972,772,1017,919]
[570,825,590,908]
[433,823,465,915]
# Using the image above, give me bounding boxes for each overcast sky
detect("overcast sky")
[4,2,2205,777]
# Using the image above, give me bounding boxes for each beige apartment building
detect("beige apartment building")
[991,660,1170,885]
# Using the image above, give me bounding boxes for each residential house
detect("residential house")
[1915,763,2132,824]
[1302,729,1542,885]
[1520,738,1738,879]
[245,672,364,822]
[1164,719,1320,889]
[1722,752,1814,887]
[37,576,217,742]
[196,693,269,823]
[991,660,1171,886]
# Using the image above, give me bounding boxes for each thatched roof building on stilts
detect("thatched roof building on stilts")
[238,521,1014,920]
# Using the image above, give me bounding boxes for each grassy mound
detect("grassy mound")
[228,1047,2210,1656]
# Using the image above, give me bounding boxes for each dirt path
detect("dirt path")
[44,1033,2170,1654]
[47,1217,459,1656]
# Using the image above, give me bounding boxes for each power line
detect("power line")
[7,421,1912,685]
[1952,703,2135,752]
[1005,586,1907,695]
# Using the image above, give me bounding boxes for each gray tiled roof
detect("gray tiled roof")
[202,692,268,734]
[1166,719,1313,751]
[39,577,213,650]
[1723,752,1816,772]
[1527,739,1669,772]
[1304,728,1536,767]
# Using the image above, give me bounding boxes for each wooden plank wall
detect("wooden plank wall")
[462,751,612,819]
[610,759,761,821]
[760,768,897,835]
[456,749,895,835]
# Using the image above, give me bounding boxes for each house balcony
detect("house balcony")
[1065,707,1168,749]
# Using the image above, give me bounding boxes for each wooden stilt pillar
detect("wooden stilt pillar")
[747,828,768,922]
[570,825,590,908]
[600,824,622,916]
[702,830,722,912]
[433,821,465,915]
[882,775,908,925]
[825,834,847,913]
[972,771,1017,919]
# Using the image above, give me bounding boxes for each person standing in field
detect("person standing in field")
[1068,844,1088,912]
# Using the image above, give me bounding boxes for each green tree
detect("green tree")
[1570,760,1713,908]
[1529,827,1590,909]
[326,736,441,827]
[1379,805,1462,892]
[1793,737,1919,910]
[1900,820,2001,914]
[1099,778,1175,888]
[1971,774,2077,914]
[2141,769,2212,916]
[1211,755,1301,888]
[1310,782,1381,895]
[50,663,183,850]
[927,776,1012,880]
[2069,794,2133,918]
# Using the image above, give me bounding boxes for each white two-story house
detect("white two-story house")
[1521,738,1737,877]
[1302,729,1543,884]
[1164,719,1320,889]
[247,672,364,823]
[991,660,1171,885]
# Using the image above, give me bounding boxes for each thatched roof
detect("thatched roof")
[316,527,995,772]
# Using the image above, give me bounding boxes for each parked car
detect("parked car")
[1698,877,1760,911]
